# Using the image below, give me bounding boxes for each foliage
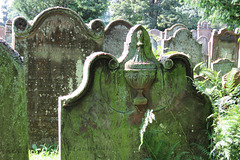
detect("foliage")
[1,0,8,24]
[12,0,108,22]
[30,143,59,160]
[193,66,240,159]
[110,0,202,30]
[143,132,206,160]
[183,0,240,28]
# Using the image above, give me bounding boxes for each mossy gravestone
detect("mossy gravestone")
[13,7,104,146]
[59,25,211,159]
[163,28,203,67]
[103,19,132,59]
[0,39,28,160]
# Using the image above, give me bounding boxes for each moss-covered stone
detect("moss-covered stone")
[59,25,211,160]
[0,39,28,160]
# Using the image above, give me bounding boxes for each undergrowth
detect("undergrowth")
[193,63,240,160]
[29,143,59,160]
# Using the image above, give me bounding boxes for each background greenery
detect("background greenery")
[194,64,240,159]
[2,0,240,30]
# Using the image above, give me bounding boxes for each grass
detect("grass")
[29,151,59,160]
[29,143,59,160]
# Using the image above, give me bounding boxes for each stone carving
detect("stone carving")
[13,7,105,146]
[164,23,187,39]
[162,28,202,66]
[103,19,132,58]
[209,28,240,68]
[59,25,211,159]
[0,39,28,160]
[211,58,235,77]
[124,30,157,112]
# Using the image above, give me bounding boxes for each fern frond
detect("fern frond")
[191,143,210,156]
[174,151,189,160]
[165,142,180,160]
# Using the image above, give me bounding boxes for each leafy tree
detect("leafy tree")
[183,0,240,28]
[12,0,108,22]
[1,0,8,24]
[111,0,202,30]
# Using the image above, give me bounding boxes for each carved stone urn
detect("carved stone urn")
[124,29,156,112]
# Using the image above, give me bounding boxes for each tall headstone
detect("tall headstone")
[5,19,12,44]
[164,23,187,40]
[197,36,209,63]
[59,25,211,160]
[211,58,235,77]
[163,28,202,66]
[13,7,105,146]
[103,19,132,58]
[197,21,212,41]
[0,39,29,160]
[209,28,240,68]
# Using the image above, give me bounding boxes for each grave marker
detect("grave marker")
[211,58,235,77]
[163,28,202,66]
[13,7,105,146]
[59,25,211,160]
[0,39,28,160]
[164,23,187,39]
[209,28,240,67]
[104,19,132,59]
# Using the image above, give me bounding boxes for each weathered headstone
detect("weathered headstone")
[5,19,12,44]
[149,29,163,40]
[211,58,235,77]
[197,21,212,41]
[197,36,209,63]
[103,19,132,58]
[191,29,197,40]
[59,25,211,160]
[209,28,240,67]
[149,29,163,53]
[164,23,187,39]
[162,28,202,66]
[0,39,29,160]
[13,7,105,146]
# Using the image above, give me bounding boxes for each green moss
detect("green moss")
[0,46,29,160]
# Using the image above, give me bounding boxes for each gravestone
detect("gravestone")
[191,29,197,40]
[209,28,240,68]
[211,58,235,77]
[103,19,132,58]
[164,23,187,39]
[13,7,105,146]
[5,19,12,44]
[59,25,211,160]
[163,28,202,66]
[149,29,163,54]
[0,39,29,160]
[197,21,212,41]
[149,29,163,40]
[197,36,209,63]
